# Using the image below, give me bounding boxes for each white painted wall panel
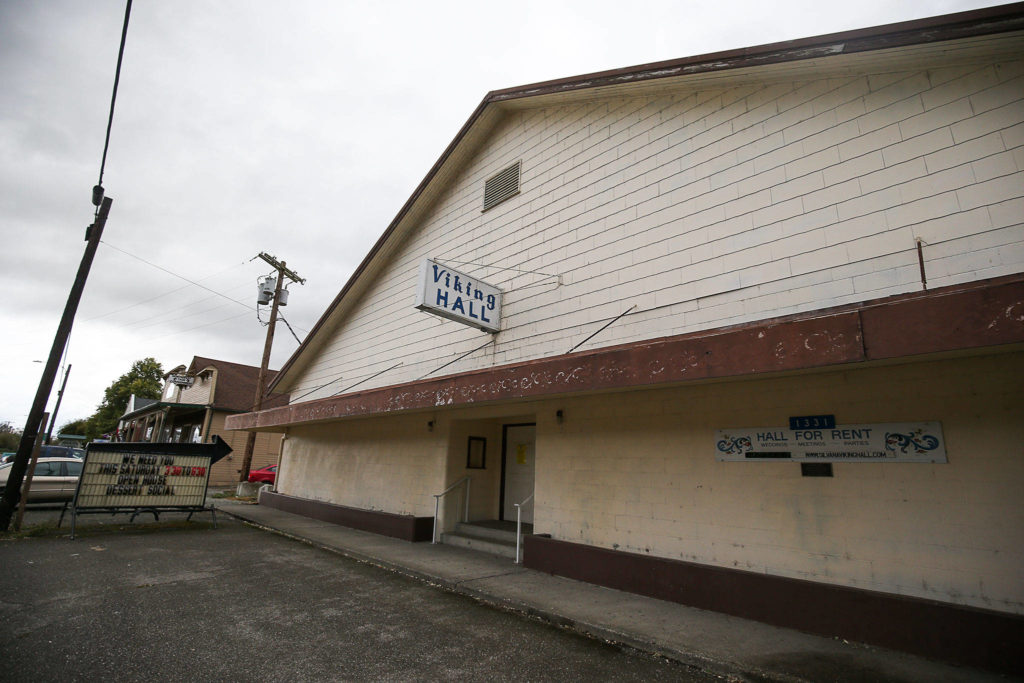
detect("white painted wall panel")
[289,59,1024,401]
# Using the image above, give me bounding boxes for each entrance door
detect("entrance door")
[502,424,536,524]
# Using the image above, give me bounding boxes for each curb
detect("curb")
[217,505,809,683]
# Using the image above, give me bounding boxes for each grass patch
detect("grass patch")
[211,493,257,502]
[0,521,62,539]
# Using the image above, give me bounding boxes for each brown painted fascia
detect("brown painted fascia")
[230,273,1024,432]
[268,3,1024,394]
[487,3,1024,102]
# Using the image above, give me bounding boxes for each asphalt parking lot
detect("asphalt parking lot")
[0,509,717,682]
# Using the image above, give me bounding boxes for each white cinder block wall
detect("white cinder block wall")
[291,58,1024,401]
[280,415,447,517]
[534,353,1024,614]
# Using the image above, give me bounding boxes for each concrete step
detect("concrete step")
[453,521,519,543]
[441,530,518,559]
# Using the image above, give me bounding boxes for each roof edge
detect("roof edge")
[486,3,1024,102]
[270,3,1024,393]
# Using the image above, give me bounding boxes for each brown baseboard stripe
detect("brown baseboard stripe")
[523,535,1024,674]
[259,491,433,542]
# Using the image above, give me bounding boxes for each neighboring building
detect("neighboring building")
[55,434,88,448]
[120,357,287,486]
[227,6,1024,672]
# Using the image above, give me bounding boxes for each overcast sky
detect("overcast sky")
[0,0,1000,432]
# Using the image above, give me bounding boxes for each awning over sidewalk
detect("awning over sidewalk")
[226,274,1024,432]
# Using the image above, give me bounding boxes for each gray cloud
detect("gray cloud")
[0,0,995,427]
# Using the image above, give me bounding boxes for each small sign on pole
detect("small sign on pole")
[168,373,195,387]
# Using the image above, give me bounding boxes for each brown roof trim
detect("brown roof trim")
[230,273,1024,432]
[269,3,1024,393]
[487,3,1024,102]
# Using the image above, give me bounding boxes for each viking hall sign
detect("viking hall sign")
[415,259,502,333]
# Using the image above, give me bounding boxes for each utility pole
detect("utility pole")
[238,252,304,486]
[0,195,112,531]
[45,364,72,444]
[14,413,49,532]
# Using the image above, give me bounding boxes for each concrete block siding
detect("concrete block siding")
[281,415,445,519]
[291,58,1024,401]
[534,353,1024,614]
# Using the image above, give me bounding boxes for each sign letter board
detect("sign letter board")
[68,437,232,538]
[76,450,211,508]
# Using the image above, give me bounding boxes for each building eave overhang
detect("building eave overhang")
[268,4,1024,395]
[228,274,1024,433]
[485,4,1024,104]
[121,402,210,420]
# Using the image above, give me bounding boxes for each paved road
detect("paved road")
[0,514,718,682]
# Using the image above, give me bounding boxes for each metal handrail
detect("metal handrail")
[513,493,534,564]
[432,476,471,544]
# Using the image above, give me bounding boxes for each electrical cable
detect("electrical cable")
[435,258,561,281]
[291,375,346,402]
[128,298,238,332]
[333,362,404,397]
[116,280,253,329]
[567,305,637,354]
[101,241,254,311]
[139,310,253,342]
[85,258,250,322]
[98,242,309,344]
[95,0,132,209]
[417,338,495,380]
[277,314,303,345]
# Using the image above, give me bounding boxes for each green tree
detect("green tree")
[0,422,21,451]
[56,418,91,439]
[86,358,164,439]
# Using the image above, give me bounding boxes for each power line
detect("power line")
[277,314,303,345]
[84,257,250,322]
[96,0,132,196]
[117,281,252,330]
[94,242,311,345]
[101,240,254,311]
[139,310,253,342]
[128,298,240,332]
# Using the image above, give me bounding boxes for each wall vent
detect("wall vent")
[482,160,521,211]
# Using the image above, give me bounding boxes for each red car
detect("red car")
[248,464,276,485]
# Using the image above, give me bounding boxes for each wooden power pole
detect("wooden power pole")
[238,253,303,485]
[0,196,112,531]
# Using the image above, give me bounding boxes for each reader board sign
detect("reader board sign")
[715,422,947,463]
[74,438,230,509]
[76,450,210,508]
[414,258,502,333]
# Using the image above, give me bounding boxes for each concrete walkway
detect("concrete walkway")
[214,498,1007,682]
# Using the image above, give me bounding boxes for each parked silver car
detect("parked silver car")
[0,457,84,502]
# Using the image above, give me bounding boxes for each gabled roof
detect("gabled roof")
[119,394,160,419]
[133,396,159,412]
[187,356,290,412]
[270,3,1024,395]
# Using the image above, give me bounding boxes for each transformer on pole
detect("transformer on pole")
[238,253,304,485]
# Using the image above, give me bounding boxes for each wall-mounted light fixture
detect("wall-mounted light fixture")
[427,420,435,432]
[556,409,564,424]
